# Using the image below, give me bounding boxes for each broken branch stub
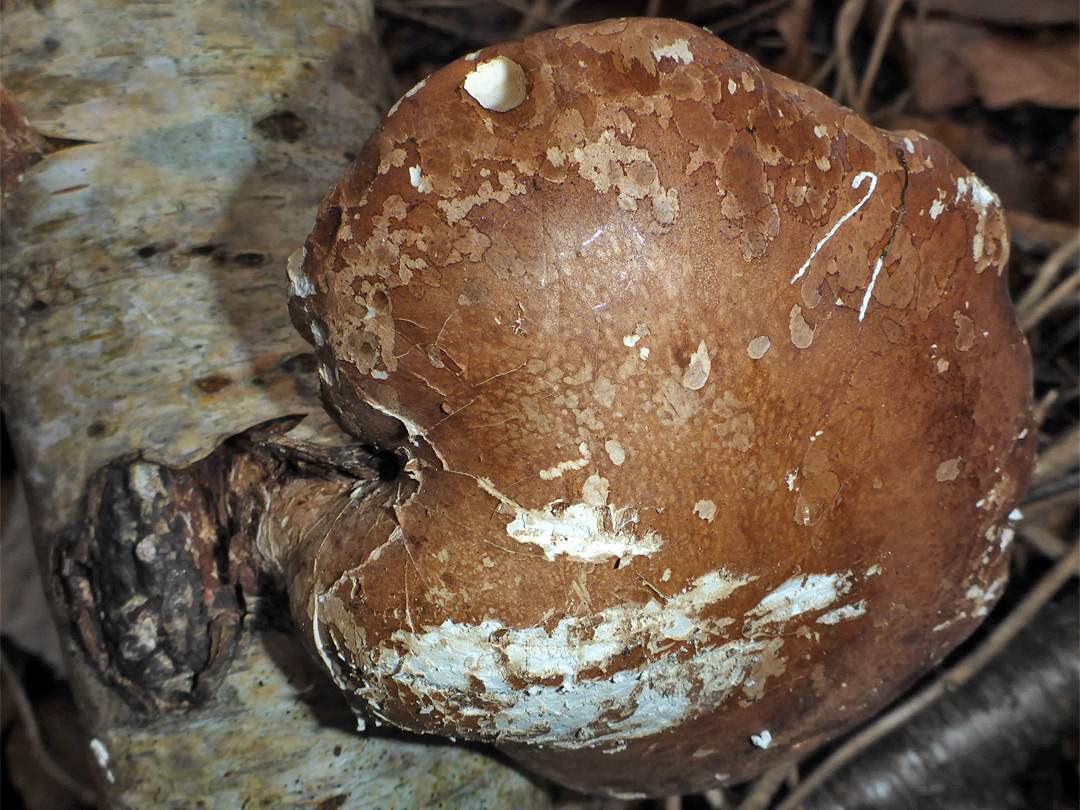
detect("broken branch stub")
[278,17,1037,797]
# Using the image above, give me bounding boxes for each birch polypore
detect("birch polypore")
[283,18,1036,797]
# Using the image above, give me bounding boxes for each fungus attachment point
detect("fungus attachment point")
[462,56,527,112]
[283,17,1034,799]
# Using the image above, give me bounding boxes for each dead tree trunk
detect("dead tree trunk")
[0,2,550,807]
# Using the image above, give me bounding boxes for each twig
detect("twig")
[551,0,585,18]
[831,0,868,107]
[0,651,99,805]
[378,0,487,41]
[772,539,1080,810]
[904,0,929,117]
[1033,388,1060,427]
[503,0,562,34]
[1024,470,1080,508]
[1032,423,1080,486]
[853,0,905,114]
[1008,210,1080,253]
[808,50,838,91]
[703,787,734,809]
[736,762,796,810]
[710,0,793,34]
[1020,521,1070,560]
[1016,231,1080,322]
[1020,265,1080,332]
[387,0,488,8]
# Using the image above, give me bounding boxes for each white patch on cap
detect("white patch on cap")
[539,442,591,479]
[788,305,814,349]
[370,569,762,747]
[682,340,711,390]
[605,439,626,466]
[747,336,771,359]
[463,57,527,112]
[582,473,610,507]
[505,501,662,563]
[817,600,867,625]
[936,457,962,482]
[694,500,717,522]
[652,39,693,64]
[750,730,773,749]
[287,246,314,297]
[408,165,430,192]
[745,572,852,633]
[966,574,1007,618]
[388,77,428,117]
[954,175,1000,263]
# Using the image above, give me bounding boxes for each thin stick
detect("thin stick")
[505,0,561,34]
[1020,266,1080,332]
[854,0,905,114]
[0,651,99,805]
[710,0,792,34]
[905,0,929,117]
[378,1,482,41]
[1016,231,1080,321]
[551,0,584,18]
[808,50,838,90]
[1020,522,1070,560]
[772,539,1080,810]
[1032,423,1080,486]
[832,0,868,106]
[1033,388,1061,427]
[736,762,795,810]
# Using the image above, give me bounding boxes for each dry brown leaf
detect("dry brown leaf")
[918,0,1079,26]
[958,34,1079,109]
[901,18,981,112]
[902,19,1080,112]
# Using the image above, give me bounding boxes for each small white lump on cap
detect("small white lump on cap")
[463,57,528,112]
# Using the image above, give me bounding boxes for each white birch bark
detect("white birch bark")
[0,2,550,807]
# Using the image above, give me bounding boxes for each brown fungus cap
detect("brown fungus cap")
[284,17,1035,798]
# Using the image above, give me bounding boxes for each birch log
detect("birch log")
[0,2,550,807]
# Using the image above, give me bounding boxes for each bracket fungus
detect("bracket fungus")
[275,18,1035,797]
